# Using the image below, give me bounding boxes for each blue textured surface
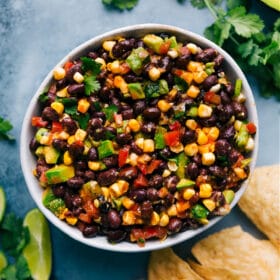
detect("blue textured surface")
[0,1,279,279]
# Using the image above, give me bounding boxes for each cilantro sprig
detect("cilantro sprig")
[0,117,14,141]
[102,0,139,10]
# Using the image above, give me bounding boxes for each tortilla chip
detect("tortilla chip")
[148,247,203,280]
[238,164,280,250]
[191,226,280,280]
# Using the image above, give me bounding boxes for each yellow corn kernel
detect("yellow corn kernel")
[186,43,198,54]
[167,49,179,58]
[149,67,161,81]
[73,72,84,84]
[202,127,210,134]
[59,208,69,220]
[167,161,178,172]
[77,98,90,114]
[176,201,190,212]
[74,129,87,142]
[150,211,160,226]
[107,60,121,74]
[162,169,171,177]
[202,152,216,166]
[56,87,69,98]
[135,138,144,150]
[114,75,128,93]
[128,119,141,132]
[63,151,73,165]
[193,71,208,84]
[56,131,70,140]
[122,211,136,225]
[102,40,116,52]
[93,199,100,208]
[128,153,138,166]
[202,199,216,211]
[167,204,178,217]
[168,88,178,100]
[67,135,76,145]
[199,183,212,198]
[159,213,170,227]
[122,196,135,210]
[234,120,243,131]
[157,99,172,112]
[198,144,210,154]
[88,161,101,171]
[233,167,247,179]
[143,139,155,153]
[158,187,169,198]
[198,104,213,118]
[197,129,208,145]
[182,188,195,200]
[185,119,198,130]
[245,137,255,152]
[187,61,204,72]
[187,85,200,98]
[53,66,66,80]
[95,57,106,70]
[208,126,220,141]
[181,71,193,85]
[66,216,78,225]
[51,102,64,115]
[170,143,184,153]
[101,187,110,200]
[199,218,209,225]
[184,142,198,157]
[109,180,129,198]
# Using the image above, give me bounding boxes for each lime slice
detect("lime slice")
[0,251,7,272]
[0,186,6,223]
[23,209,52,280]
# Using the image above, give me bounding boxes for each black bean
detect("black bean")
[193,154,202,165]
[97,168,118,186]
[214,54,224,68]
[189,192,200,205]
[112,39,134,58]
[67,84,85,95]
[215,139,231,156]
[225,83,234,96]
[143,107,161,122]
[106,230,127,243]
[52,139,68,152]
[203,75,218,90]
[165,72,175,88]
[99,86,113,102]
[119,166,138,180]
[130,141,143,155]
[107,209,121,229]
[148,174,163,189]
[92,111,106,121]
[88,52,98,59]
[36,161,48,178]
[124,73,143,83]
[129,189,147,203]
[220,91,231,104]
[164,193,174,207]
[64,191,74,209]
[67,177,85,189]
[102,155,118,168]
[41,107,59,122]
[181,130,196,145]
[146,188,159,202]
[220,124,235,139]
[175,51,192,69]
[66,63,82,83]
[160,147,172,159]
[140,201,153,219]
[61,117,78,135]
[87,147,98,161]
[216,104,234,123]
[99,197,111,213]
[199,115,217,127]
[84,170,96,181]
[75,160,87,171]
[29,137,39,152]
[199,168,209,176]
[133,100,146,116]
[88,118,103,130]
[228,149,240,165]
[72,195,82,207]
[159,56,173,72]
[92,127,106,140]
[196,48,217,63]
[82,225,99,237]
[209,165,225,178]
[52,185,66,198]
[116,133,132,145]
[122,109,134,120]
[75,170,85,178]
[168,218,182,234]
[232,102,248,120]
[186,162,199,179]
[69,142,84,159]
[165,176,179,193]
[110,96,121,109]
[141,122,156,135]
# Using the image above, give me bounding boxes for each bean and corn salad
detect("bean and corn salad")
[30,33,256,246]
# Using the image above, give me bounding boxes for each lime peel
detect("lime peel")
[0,186,6,224]
[23,208,52,280]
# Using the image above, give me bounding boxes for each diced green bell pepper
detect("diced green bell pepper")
[43,188,66,216]
[128,83,145,100]
[82,181,102,199]
[126,47,149,75]
[223,190,235,204]
[143,34,164,54]
[154,126,166,149]
[176,152,189,179]
[103,104,118,121]
[234,79,242,97]
[176,178,196,189]
[35,128,49,144]
[98,140,115,159]
[191,204,209,219]
[236,124,249,148]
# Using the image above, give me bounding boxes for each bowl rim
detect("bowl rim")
[20,23,258,252]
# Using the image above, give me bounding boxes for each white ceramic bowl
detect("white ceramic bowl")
[20,24,258,252]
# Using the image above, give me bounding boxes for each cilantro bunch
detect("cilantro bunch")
[102,0,139,10]
[0,117,14,141]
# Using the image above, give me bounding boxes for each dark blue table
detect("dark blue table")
[1,1,279,279]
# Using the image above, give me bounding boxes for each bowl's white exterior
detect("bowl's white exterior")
[20,24,258,252]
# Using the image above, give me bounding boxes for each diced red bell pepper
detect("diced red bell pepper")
[137,163,147,175]
[118,146,129,167]
[51,122,63,133]
[78,213,92,224]
[179,46,191,56]
[83,200,99,219]
[169,121,181,131]
[246,122,256,134]
[114,113,123,126]
[130,226,167,244]
[204,91,221,105]
[146,160,162,174]
[31,117,48,128]
[64,61,74,72]
[159,41,171,55]
[133,174,149,188]
[164,130,180,147]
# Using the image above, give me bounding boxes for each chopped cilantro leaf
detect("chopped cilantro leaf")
[80,57,101,76]
[0,117,14,141]
[84,75,101,96]
[102,0,139,10]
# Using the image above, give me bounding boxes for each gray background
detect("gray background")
[0,0,279,279]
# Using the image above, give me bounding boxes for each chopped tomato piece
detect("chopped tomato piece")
[64,61,74,72]
[78,213,92,224]
[118,146,129,167]
[169,121,181,131]
[164,130,180,147]
[146,160,162,174]
[51,122,63,133]
[130,226,167,244]
[179,46,191,56]
[173,69,184,77]
[204,91,221,105]
[137,163,147,175]
[133,174,149,188]
[114,113,123,126]
[159,41,171,55]
[31,117,48,127]
[246,122,256,134]
[83,200,99,219]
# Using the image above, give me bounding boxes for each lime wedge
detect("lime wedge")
[0,186,6,223]
[23,209,52,280]
[0,251,7,272]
